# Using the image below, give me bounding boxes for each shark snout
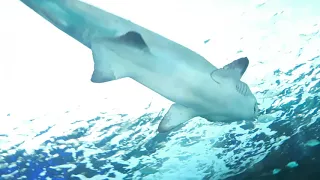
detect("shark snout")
[241,101,259,121]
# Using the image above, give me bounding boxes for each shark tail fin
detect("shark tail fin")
[20,0,118,48]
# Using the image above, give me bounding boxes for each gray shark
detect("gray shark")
[20,0,259,132]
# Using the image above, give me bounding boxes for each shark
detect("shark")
[20,0,259,133]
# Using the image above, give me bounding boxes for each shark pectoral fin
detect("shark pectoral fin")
[90,40,116,83]
[210,57,249,83]
[116,31,150,53]
[158,103,197,133]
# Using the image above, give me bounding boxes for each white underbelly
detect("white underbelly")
[105,43,212,112]
[129,63,199,107]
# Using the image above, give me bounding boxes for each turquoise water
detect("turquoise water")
[1,0,320,179]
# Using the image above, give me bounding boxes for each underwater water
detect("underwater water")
[1,0,320,180]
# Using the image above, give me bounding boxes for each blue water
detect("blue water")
[1,0,320,180]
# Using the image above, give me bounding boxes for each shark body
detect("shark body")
[20,0,259,132]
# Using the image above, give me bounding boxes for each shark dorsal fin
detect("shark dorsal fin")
[117,31,150,52]
[210,57,249,84]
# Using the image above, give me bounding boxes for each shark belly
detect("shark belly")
[132,64,200,108]
[90,35,207,111]
[90,36,232,133]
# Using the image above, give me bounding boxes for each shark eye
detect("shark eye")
[254,103,259,114]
